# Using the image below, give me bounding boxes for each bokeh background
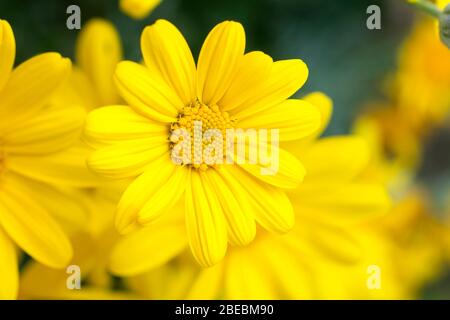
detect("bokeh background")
[1,0,448,298]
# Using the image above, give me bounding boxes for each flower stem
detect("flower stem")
[407,0,442,18]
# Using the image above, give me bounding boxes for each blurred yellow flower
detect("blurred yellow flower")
[0,19,90,299]
[84,19,321,267]
[18,19,129,299]
[119,0,161,20]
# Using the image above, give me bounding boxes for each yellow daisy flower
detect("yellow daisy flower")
[84,19,321,266]
[0,19,89,299]
[119,0,161,20]
[107,93,390,299]
[19,19,130,299]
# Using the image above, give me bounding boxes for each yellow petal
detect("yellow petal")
[0,226,18,299]
[120,0,161,19]
[84,105,168,148]
[76,19,122,105]
[233,59,308,119]
[8,143,101,188]
[11,174,89,234]
[115,157,181,234]
[141,19,196,105]
[0,178,72,268]
[202,169,256,246]
[237,145,305,189]
[224,247,277,299]
[114,61,181,122]
[49,66,99,110]
[137,167,189,224]
[302,91,333,137]
[293,220,363,263]
[217,165,295,233]
[0,53,71,124]
[0,20,15,92]
[185,170,228,267]
[185,263,223,299]
[197,21,245,105]
[255,238,315,299]
[110,221,187,276]
[219,51,273,111]
[238,99,321,141]
[3,106,85,155]
[297,136,370,183]
[293,183,391,223]
[88,137,168,179]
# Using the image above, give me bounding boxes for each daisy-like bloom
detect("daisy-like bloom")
[314,191,449,299]
[352,17,450,185]
[85,19,321,266]
[119,0,161,20]
[108,93,391,299]
[17,19,130,299]
[0,19,94,299]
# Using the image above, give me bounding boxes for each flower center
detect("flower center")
[169,100,235,170]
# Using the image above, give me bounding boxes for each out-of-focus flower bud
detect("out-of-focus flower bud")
[119,0,161,20]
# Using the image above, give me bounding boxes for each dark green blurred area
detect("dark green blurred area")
[1,0,449,299]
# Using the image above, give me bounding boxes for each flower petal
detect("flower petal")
[0,20,15,92]
[114,61,181,122]
[232,59,308,119]
[296,136,371,183]
[185,170,228,267]
[120,0,161,19]
[202,169,256,246]
[76,19,122,105]
[197,21,245,105]
[293,219,363,263]
[0,226,18,299]
[225,247,277,299]
[236,144,305,189]
[219,51,272,111]
[141,19,196,105]
[302,92,333,137]
[137,167,189,224]
[0,177,72,268]
[84,105,168,148]
[292,183,391,224]
[115,156,181,234]
[238,99,321,141]
[8,143,101,188]
[11,174,89,234]
[218,165,295,233]
[0,53,71,123]
[110,216,187,276]
[87,137,168,179]
[185,264,223,299]
[3,105,85,155]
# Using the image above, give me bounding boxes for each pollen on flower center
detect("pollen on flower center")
[169,100,235,170]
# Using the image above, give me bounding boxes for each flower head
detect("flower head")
[0,19,87,299]
[85,19,321,266]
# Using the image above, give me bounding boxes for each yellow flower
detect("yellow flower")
[108,93,391,299]
[437,0,450,9]
[0,19,89,299]
[119,0,161,20]
[313,192,449,299]
[396,19,450,132]
[18,19,130,299]
[85,19,321,267]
